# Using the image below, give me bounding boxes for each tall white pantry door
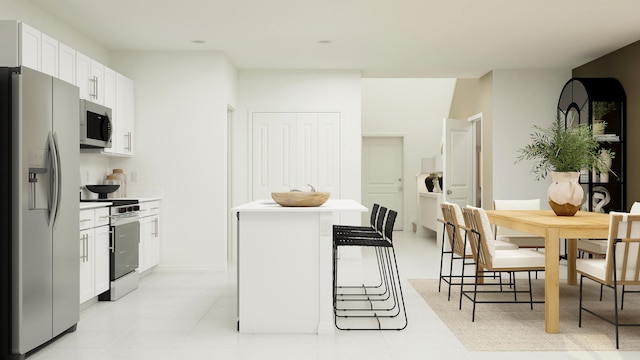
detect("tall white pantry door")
[252,112,341,201]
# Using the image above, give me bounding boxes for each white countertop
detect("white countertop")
[233,199,367,213]
[79,197,162,210]
[80,202,112,210]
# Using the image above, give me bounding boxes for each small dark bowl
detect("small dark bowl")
[86,185,120,199]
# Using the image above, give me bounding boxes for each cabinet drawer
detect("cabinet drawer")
[79,209,95,230]
[94,207,110,227]
[140,201,161,217]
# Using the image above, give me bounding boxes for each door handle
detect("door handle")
[447,190,452,195]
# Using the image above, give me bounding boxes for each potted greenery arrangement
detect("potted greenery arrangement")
[516,117,615,216]
[592,101,616,135]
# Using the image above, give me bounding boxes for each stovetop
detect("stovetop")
[81,199,139,206]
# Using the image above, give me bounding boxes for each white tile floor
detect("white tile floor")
[29,231,639,360]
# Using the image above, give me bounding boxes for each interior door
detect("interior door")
[362,136,403,230]
[443,118,474,208]
[251,112,341,201]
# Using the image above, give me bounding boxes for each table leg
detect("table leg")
[545,228,560,334]
[566,238,578,285]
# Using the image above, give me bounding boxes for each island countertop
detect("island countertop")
[232,199,366,213]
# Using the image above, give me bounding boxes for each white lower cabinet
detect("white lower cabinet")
[79,207,110,304]
[139,201,161,272]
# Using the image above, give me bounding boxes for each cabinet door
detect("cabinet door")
[123,75,135,155]
[58,42,75,85]
[138,219,146,272]
[75,52,91,100]
[112,73,135,156]
[94,225,110,295]
[101,67,118,155]
[20,22,40,70]
[79,229,94,303]
[90,61,105,105]
[40,32,58,77]
[146,215,160,268]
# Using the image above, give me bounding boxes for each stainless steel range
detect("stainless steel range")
[82,199,140,301]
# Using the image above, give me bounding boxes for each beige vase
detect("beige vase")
[547,171,584,216]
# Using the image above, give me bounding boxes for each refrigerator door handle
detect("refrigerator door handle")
[48,132,60,228]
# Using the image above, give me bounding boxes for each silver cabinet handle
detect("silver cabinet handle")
[85,234,89,262]
[80,234,84,262]
[80,233,88,262]
[154,217,159,237]
[125,131,132,152]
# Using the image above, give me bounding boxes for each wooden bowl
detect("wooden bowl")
[271,192,330,207]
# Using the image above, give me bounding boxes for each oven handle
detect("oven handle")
[109,229,115,253]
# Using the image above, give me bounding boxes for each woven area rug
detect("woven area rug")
[409,278,640,351]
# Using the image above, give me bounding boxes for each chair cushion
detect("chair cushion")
[576,258,606,281]
[494,239,520,250]
[491,249,545,269]
[497,235,545,248]
[577,239,607,255]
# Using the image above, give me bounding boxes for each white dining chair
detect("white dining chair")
[578,201,640,258]
[577,211,640,349]
[460,205,546,322]
[492,199,545,249]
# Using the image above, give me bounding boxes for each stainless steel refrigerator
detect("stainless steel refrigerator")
[0,67,80,359]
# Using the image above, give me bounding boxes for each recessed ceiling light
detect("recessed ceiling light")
[192,40,206,44]
[317,40,332,44]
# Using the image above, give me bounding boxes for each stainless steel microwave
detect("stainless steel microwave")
[79,99,112,148]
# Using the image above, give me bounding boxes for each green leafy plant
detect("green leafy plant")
[516,117,615,180]
[592,101,616,119]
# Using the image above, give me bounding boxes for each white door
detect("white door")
[362,136,403,230]
[251,112,341,201]
[443,118,475,208]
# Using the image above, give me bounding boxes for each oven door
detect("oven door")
[111,220,140,280]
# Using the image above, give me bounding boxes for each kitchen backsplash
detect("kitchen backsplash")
[79,153,162,199]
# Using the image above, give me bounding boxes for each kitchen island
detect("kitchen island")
[233,199,366,334]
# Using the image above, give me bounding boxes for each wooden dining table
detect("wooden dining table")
[484,209,610,334]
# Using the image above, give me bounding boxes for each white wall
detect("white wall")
[361,78,456,230]
[110,51,237,271]
[235,70,362,225]
[491,69,572,206]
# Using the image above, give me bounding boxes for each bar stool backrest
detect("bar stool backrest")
[376,206,388,234]
[370,203,381,227]
[384,210,397,242]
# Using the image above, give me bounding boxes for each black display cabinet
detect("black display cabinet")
[557,78,626,213]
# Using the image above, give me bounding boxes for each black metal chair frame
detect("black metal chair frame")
[333,209,407,330]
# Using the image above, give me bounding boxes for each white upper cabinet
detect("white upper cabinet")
[40,32,58,77]
[58,42,75,85]
[90,60,105,105]
[75,51,92,100]
[0,20,57,74]
[118,73,135,156]
[100,71,134,157]
[20,22,40,70]
[76,51,107,105]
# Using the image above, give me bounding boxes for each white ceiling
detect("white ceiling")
[28,0,640,78]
